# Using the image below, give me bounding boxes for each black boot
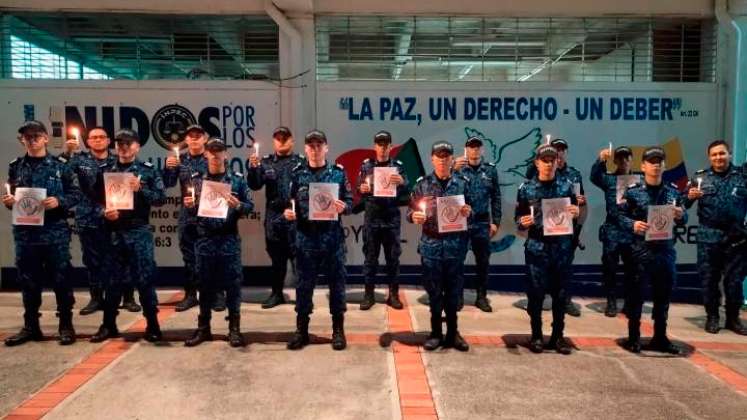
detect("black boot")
[122,288,141,312]
[704,315,720,334]
[604,296,618,317]
[90,310,119,343]
[423,314,443,351]
[360,285,376,311]
[144,313,162,342]
[331,314,347,350]
[443,312,469,352]
[474,288,493,313]
[625,320,641,353]
[287,315,310,350]
[529,317,543,353]
[175,288,198,312]
[57,311,76,346]
[185,315,212,347]
[649,321,680,354]
[227,313,246,347]
[4,313,43,346]
[261,285,286,309]
[457,295,464,312]
[212,291,226,312]
[386,284,403,310]
[547,324,571,355]
[565,297,581,317]
[725,306,747,336]
[80,287,103,315]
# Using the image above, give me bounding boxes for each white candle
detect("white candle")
[5,183,10,196]
[173,146,180,161]
[530,205,534,219]
[464,148,467,158]
[254,143,259,157]
[291,199,296,213]
[671,198,677,206]
[366,175,372,189]
[137,175,142,183]
[697,177,702,190]
[545,134,551,145]
[189,187,195,201]
[608,142,613,156]
[419,200,426,214]
[71,127,80,142]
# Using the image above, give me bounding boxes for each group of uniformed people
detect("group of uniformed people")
[3,120,746,354]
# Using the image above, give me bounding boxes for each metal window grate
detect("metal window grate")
[316,16,717,82]
[0,12,280,80]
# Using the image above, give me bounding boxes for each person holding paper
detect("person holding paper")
[247,126,305,309]
[408,141,472,352]
[284,129,353,351]
[356,130,408,311]
[59,126,119,316]
[527,138,586,317]
[590,145,639,317]
[683,140,747,335]
[163,124,225,313]
[454,136,502,313]
[3,120,82,346]
[516,144,580,355]
[90,129,167,343]
[618,146,687,354]
[183,138,254,347]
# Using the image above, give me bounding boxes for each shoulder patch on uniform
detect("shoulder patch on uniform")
[335,163,344,170]
[415,176,424,183]
[143,161,154,168]
[234,171,244,177]
[57,156,68,163]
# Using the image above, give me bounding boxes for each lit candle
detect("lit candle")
[173,146,180,161]
[545,134,551,145]
[137,175,142,184]
[71,127,80,142]
[5,183,10,196]
[291,199,296,213]
[419,200,426,214]
[189,187,195,201]
[608,142,613,156]
[254,142,259,157]
[530,205,534,219]
[464,147,467,158]
[697,177,702,190]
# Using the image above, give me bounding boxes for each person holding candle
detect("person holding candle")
[590,145,639,317]
[4,120,82,346]
[453,136,502,313]
[516,144,580,355]
[183,138,254,347]
[356,130,408,311]
[59,126,120,316]
[89,129,167,343]
[618,146,687,353]
[284,129,352,350]
[247,126,305,309]
[684,140,747,335]
[163,124,225,312]
[408,141,472,352]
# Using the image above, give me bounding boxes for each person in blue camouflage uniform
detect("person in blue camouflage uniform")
[684,140,747,335]
[3,120,82,346]
[89,129,167,343]
[163,124,225,312]
[183,138,254,347]
[454,136,502,312]
[284,129,353,351]
[408,141,472,352]
[526,138,586,317]
[590,145,639,317]
[618,146,687,354]
[356,130,408,311]
[248,126,304,309]
[516,144,580,355]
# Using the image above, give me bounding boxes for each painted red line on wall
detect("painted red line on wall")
[2,292,184,420]
[387,292,439,420]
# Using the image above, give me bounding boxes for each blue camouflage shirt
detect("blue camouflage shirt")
[356,158,409,228]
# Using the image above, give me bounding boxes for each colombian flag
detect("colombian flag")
[335,138,426,212]
[607,138,689,191]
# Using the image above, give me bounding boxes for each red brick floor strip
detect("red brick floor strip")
[2,292,184,420]
[387,292,439,420]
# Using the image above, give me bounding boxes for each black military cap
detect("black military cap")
[373,130,392,145]
[642,146,666,162]
[273,126,292,140]
[431,141,454,156]
[183,124,206,138]
[465,136,483,147]
[304,129,327,144]
[614,146,633,158]
[205,137,227,152]
[114,129,140,144]
[550,138,568,150]
[18,120,48,135]
[535,144,558,159]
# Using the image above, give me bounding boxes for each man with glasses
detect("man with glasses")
[3,120,82,346]
[248,126,305,309]
[90,129,167,343]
